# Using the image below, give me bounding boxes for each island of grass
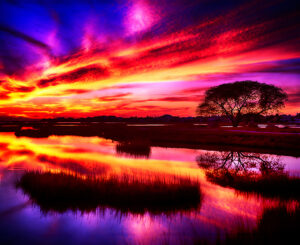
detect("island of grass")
[16,171,202,214]
[206,171,300,200]
[116,140,151,158]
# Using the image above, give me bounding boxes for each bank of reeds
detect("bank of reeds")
[206,171,300,199]
[116,140,151,158]
[16,171,201,214]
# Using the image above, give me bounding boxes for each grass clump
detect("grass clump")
[16,171,201,214]
[116,141,151,158]
[206,171,300,199]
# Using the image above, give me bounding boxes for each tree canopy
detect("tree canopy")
[197,81,288,127]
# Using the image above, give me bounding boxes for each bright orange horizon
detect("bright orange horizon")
[0,1,299,118]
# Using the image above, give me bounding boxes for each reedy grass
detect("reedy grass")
[206,171,300,200]
[16,171,201,214]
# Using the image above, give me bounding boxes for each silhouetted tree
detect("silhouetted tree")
[197,81,287,127]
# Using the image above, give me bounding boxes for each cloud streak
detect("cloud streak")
[0,0,299,117]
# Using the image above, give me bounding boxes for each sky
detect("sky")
[0,0,299,118]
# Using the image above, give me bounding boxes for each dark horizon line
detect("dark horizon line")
[0,113,299,122]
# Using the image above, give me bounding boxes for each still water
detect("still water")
[0,132,299,244]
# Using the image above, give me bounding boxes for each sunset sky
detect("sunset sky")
[0,0,299,118]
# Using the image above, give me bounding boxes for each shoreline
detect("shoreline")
[1,122,299,157]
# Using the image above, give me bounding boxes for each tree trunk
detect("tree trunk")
[232,122,239,127]
[231,118,239,127]
[231,114,243,127]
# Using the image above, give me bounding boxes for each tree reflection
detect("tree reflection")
[197,151,284,177]
[196,151,300,199]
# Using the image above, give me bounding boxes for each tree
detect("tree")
[197,81,287,127]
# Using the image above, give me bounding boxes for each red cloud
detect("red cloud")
[37,65,110,88]
[0,92,9,100]
[96,92,132,102]
[13,86,36,93]
[64,89,91,94]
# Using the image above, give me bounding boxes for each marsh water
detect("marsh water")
[0,132,299,244]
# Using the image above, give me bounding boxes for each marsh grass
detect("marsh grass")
[16,171,201,214]
[206,171,300,199]
[116,141,151,158]
[223,206,300,245]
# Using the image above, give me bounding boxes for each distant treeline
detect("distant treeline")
[1,113,300,124]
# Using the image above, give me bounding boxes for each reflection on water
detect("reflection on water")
[224,205,300,244]
[197,151,284,176]
[257,124,300,129]
[0,132,299,244]
[197,151,300,200]
[127,124,169,126]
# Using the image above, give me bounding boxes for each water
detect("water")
[257,124,300,129]
[127,124,169,126]
[0,132,299,244]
